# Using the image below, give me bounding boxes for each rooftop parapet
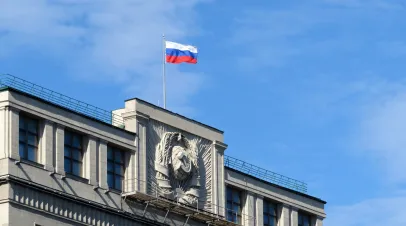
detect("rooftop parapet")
[225,155,308,194]
[0,74,125,128]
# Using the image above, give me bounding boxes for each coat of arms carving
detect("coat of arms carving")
[155,132,200,206]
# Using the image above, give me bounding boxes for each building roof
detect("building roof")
[126,97,224,134]
[0,74,319,200]
[0,86,135,136]
[225,167,327,204]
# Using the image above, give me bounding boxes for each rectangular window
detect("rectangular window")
[107,146,125,191]
[64,130,83,177]
[298,212,311,226]
[19,115,39,162]
[263,200,277,226]
[226,186,242,224]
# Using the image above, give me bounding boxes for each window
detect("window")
[298,212,311,226]
[263,200,277,226]
[107,146,125,191]
[64,130,83,177]
[226,186,242,224]
[19,115,39,162]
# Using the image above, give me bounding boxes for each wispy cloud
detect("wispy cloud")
[356,83,406,183]
[324,0,404,10]
[228,1,406,223]
[326,195,406,225]
[0,0,209,112]
[230,7,319,70]
[229,0,404,73]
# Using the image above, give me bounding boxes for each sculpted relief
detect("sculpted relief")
[155,132,201,206]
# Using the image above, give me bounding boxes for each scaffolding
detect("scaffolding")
[121,178,255,226]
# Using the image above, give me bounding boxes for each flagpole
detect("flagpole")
[162,34,167,109]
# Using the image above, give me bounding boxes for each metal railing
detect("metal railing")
[224,155,308,193]
[0,74,124,128]
[121,178,255,226]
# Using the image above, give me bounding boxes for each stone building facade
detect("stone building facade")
[0,78,325,226]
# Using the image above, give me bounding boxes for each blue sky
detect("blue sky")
[1,0,406,225]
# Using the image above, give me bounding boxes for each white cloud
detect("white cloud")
[326,195,406,226]
[230,8,317,70]
[0,0,208,112]
[357,87,406,183]
[229,0,404,73]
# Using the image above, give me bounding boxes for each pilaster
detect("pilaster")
[256,195,264,226]
[124,148,136,193]
[213,140,227,217]
[55,124,65,176]
[98,139,108,189]
[85,135,97,185]
[290,207,298,226]
[42,120,54,172]
[136,116,148,193]
[243,191,256,226]
[0,107,7,159]
[278,204,290,226]
[315,216,323,226]
[8,107,20,160]
[122,111,145,193]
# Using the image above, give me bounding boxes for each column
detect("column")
[42,120,54,171]
[256,195,264,226]
[290,207,298,226]
[278,204,290,226]
[243,192,256,226]
[98,139,108,189]
[85,136,97,185]
[8,107,20,160]
[55,124,65,176]
[213,140,227,217]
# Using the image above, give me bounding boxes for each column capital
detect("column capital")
[213,140,228,152]
[255,194,264,199]
[316,216,325,220]
[99,138,108,145]
[281,203,290,208]
[122,111,150,121]
[7,105,20,113]
[56,123,65,129]
[291,206,299,211]
[87,134,98,140]
[135,111,150,121]
[44,119,54,125]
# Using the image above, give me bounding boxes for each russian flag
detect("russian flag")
[165,41,198,64]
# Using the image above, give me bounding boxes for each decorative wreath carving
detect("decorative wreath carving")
[155,132,200,206]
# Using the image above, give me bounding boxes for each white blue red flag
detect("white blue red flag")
[165,41,198,64]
